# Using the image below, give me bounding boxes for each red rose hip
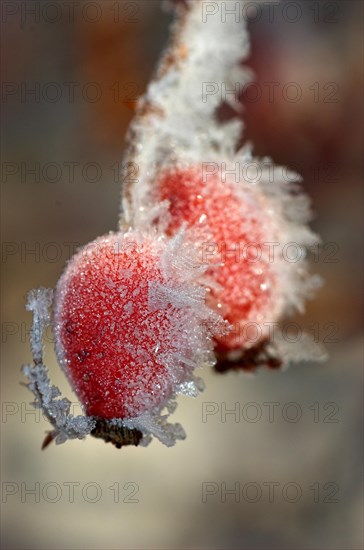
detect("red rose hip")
[53,229,218,421]
[157,165,282,352]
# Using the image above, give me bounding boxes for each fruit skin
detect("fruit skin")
[158,165,281,352]
[53,229,213,420]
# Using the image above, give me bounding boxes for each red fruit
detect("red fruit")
[158,165,281,352]
[53,229,215,420]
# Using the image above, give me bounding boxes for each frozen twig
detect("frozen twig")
[22,288,95,447]
[121,0,253,228]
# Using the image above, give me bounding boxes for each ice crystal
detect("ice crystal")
[122,412,186,448]
[22,288,96,445]
[270,331,328,370]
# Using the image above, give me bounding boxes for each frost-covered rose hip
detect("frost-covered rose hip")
[157,165,282,352]
[53,229,220,423]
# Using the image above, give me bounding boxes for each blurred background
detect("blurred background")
[1,1,363,548]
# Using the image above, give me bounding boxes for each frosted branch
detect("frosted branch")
[121,0,253,228]
[22,288,95,447]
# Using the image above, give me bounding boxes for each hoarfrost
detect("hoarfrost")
[268,331,329,370]
[22,288,95,445]
[121,412,186,448]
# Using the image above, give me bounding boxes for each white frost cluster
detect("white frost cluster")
[122,410,186,448]
[22,288,96,445]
